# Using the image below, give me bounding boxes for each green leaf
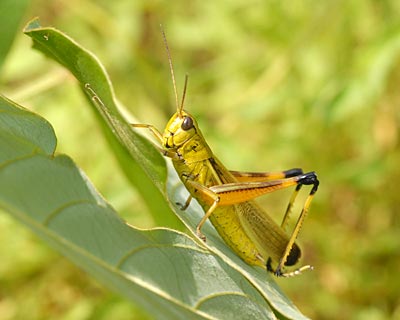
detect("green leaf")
[23,18,179,229]
[20,18,309,319]
[0,0,30,70]
[0,95,279,319]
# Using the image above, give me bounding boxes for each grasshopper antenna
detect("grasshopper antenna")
[160,25,182,116]
[180,74,189,114]
[160,25,189,116]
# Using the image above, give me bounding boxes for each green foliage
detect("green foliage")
[1,1,400,319]
[0,19,310,320]
[0,0,30,70]
[0,94,302,319]
[23,18,178,230]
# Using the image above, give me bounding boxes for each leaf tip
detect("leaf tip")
[23,17,42,33]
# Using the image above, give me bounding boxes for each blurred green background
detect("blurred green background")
[1,0,400,319]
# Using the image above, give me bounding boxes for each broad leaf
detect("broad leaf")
[22,18,178,229]
[0,95,278,319]
[16,18,309,319]
[0,0,30,70]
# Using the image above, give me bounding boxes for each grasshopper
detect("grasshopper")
[131,30,319,277]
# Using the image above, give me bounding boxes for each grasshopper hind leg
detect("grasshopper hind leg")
[269,172,319,277]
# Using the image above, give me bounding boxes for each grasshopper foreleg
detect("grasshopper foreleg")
[184,179,220,242]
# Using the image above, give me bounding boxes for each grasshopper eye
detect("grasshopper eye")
[181,116,194,131]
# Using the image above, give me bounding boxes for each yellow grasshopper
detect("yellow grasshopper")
[130,31,320,277]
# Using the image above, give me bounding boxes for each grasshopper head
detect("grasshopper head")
[163,110,198,149]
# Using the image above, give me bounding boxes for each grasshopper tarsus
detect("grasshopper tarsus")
[175,201,188,211]
[176,195,192,211]
[268,257,314,277]
[196,230,207,242]
[175,202,184,209]
[281,265,314,278]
